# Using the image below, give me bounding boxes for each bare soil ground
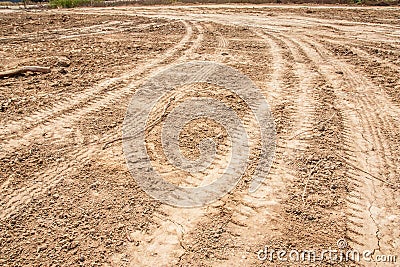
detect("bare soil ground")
[0,4,399,266]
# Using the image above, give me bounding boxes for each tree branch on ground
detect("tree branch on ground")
[0,66,51,78]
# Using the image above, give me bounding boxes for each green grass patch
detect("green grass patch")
[49,0,102,8]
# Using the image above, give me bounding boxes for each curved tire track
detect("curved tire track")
[0,21,193,159]
[0,21,203,220]
[284,32,400,258]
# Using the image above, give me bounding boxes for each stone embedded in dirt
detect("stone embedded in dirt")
[55,57,71,67]
[59,68,68,74]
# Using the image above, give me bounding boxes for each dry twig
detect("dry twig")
[0,66,51,78]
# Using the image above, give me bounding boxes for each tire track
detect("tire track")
[0,20,182,140]
[104,8,400,264]
[310,36,400,108]
[124,16,331,266]
[247,30,349,263]
[2,7,400,266]
[216,29,302,265]
[110,23,282,266]
[306,39,400,258]
[202,23,229,62]
[0,21,163,42]
[285,33,400,258]
[0,21,204,220]
[215,28,229,62]
[310,34,400,72]
[290,35,400,176]
[305,38,400,152]
[112,8,400,264]
[174,27,318,265]
[0,21,120,42]
[0,21,192,159]
[262,31,319,151]
[311,33,400,59]
[109,23,228,266]
[180,23,204,61]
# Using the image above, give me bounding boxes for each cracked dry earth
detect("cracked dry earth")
[0,4,399,266]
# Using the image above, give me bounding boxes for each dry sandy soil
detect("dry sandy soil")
[0,4,399,266]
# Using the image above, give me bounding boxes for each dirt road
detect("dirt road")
[0,5,399,266]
